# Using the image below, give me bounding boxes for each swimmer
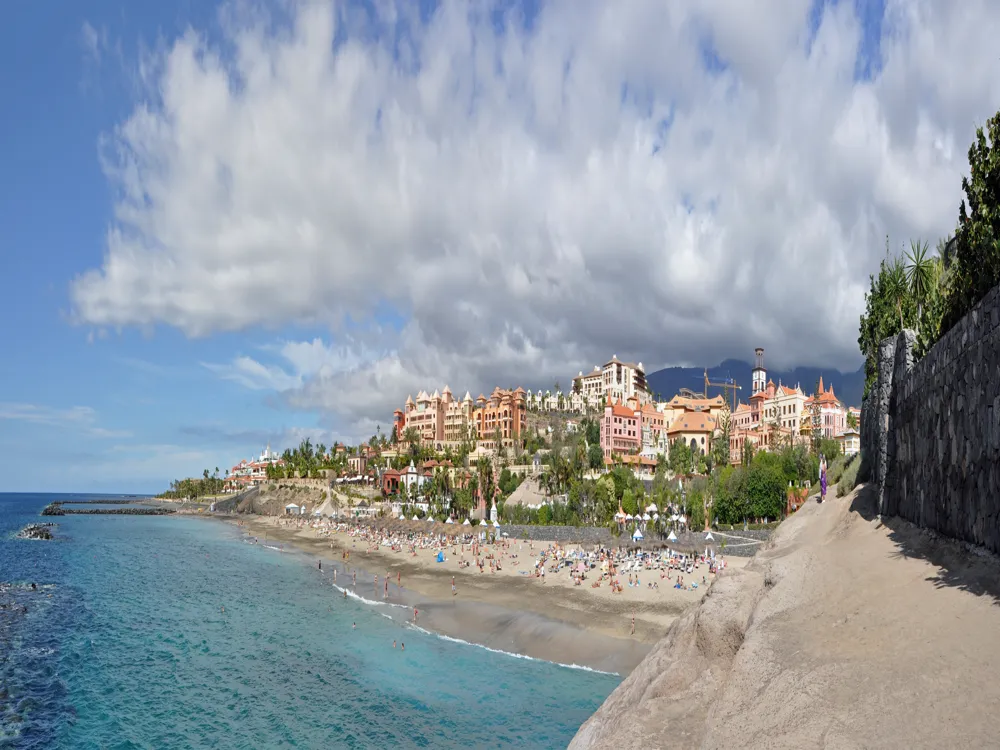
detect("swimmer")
[221,606,225,613]
[353,622,356,630]
[393,640,397,649]
[401,643,405,651]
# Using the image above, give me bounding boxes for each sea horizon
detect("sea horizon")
[0,492,619,748]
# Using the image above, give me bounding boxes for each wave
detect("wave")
[406,624,620,676]
[331,584,409,609]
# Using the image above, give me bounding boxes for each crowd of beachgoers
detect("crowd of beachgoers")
[259,516,728,596]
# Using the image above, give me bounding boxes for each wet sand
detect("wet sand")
[227,516,746,675]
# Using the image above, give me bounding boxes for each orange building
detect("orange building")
[474,387,527,450]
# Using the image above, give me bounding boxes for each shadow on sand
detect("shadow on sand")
[849,484,1000,606]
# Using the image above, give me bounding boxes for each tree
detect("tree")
[587,442,604,470]
[858,241,918,397]
[846,411,858,430]
[668,438,693,475]
[711,412,732,470]
[944,110,1000,330]
[905,239,935,321]
[885,256,909,331]
[621,488,638,517]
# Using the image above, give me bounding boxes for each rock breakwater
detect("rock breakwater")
[15,523,55,540]
[41,503,175,516]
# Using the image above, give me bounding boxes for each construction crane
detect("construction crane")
[703,369,742,411]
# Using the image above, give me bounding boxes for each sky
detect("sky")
[1,0,998,494]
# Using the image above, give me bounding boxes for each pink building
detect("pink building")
[600,399,641,460]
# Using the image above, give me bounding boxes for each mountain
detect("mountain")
[645,358,865,409]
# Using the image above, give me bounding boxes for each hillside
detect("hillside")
[570,484,1000,749]
[646,359,864,408]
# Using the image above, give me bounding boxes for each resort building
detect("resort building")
[474,387,528,450]
[838,428,861,457]
[572,355,651,407]
[224,444,284,491]
[599,398,642,460]
[393,386,476,449]
[728,348,859,463]
[665,410,717,457]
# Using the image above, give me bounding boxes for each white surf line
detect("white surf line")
[406,623,620,676]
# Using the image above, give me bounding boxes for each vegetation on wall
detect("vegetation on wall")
[859,109,1000,398]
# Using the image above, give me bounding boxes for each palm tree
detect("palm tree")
[905,239,935,321]
[885,256,909,330]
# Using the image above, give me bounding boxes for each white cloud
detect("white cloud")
[0,402,130,439]
[0,403,97,425]
[72,0,1000,434]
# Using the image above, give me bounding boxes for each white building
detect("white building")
[572,355,651,407]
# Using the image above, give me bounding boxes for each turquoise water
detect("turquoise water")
[0,494,618,748]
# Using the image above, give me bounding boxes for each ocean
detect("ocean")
[0,494,618,749]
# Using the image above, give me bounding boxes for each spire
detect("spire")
[818,375,824,394]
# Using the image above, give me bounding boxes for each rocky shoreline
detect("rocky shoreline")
[16,523,56,540]
[41,503,175,516]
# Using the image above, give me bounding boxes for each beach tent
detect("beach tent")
[436,551,445,563]
[445,518,454,524]
[463,519,472,526]
[480,519,490,526]
[645,503,658,513]
[667,530,678,542]
[632,528,644,541]
[412,515,420,520]
[427,518,434,523]
[704,531,715,541]
[399,514,406,520]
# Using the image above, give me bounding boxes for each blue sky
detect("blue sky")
[0,0,993,493]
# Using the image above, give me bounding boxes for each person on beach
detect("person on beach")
[413,607,418,623]
[452,576,456,596]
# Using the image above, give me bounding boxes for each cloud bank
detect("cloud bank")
[72,0,1000,437]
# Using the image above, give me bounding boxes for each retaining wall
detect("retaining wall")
[861,283,1000,553]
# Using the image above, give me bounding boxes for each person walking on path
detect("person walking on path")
[819,454,828,504]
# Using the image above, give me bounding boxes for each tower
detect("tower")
[752,348,766,396]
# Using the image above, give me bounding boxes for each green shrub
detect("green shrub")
[837,455,861,496]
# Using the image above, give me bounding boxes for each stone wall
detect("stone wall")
[861,283,1000,553]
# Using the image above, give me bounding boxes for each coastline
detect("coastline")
[211,514,745,675]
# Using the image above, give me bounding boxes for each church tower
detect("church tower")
[752,348,766,396]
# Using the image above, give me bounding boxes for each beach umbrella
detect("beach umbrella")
[426,517,434,523]
[398,514,405,520]
[631,528,644,541]
[492,520,500,528]
[642,513,651,521]
[412,515,420,520]
[625,513,633,521]
[463,519,471,526]
[704,531,714,541]
[445,518,454,524]
[679,515,687,526]
[479,519,489,526]
[653,513,660,520]
[670,514,679,522]
[645,503,658,513]
[667,530,678,542]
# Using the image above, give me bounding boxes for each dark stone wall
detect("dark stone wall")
[861,284,1000,553]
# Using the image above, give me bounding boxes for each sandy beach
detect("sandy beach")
[225,515,746,674]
